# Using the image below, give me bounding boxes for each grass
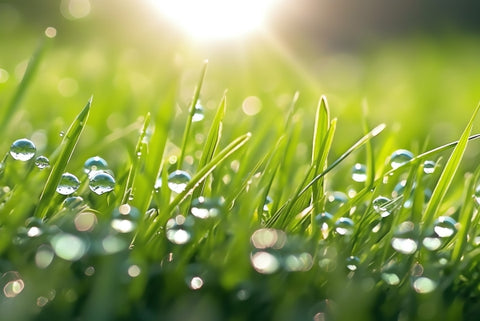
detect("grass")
[2,31,480,321]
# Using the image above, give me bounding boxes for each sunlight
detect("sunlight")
[151,0,281,41]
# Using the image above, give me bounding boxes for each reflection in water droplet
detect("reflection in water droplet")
[189,276,204,290]
[51,233,87,261]
[251,251,279,274]
[83,156,108,175]
[10,138,36,161]
[433,216,457,238]
[166,215,192,244]
[346,256,360,271]
[390,149,414,169]
[111,204,139,233]
[34,155,50,169]
[263,195,273,212]
[413,277,437,294]
[56,173,80,195]
[251,228,286,249]
[89,171,115,195]
[315,212,333,239]
[334,217,354,236]
[423,160,436,174]
[422,236,442,251]
[192,102,205,122]
[191,197,222,219]
[62,196,84,209]
[167,170,191,193]
[373,196,392,218]
[352,163,367,182]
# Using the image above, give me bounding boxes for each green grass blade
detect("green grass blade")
[35,97,92,219]
[192,92,226,200]
[177,60,208,169]
[422,103,480,230]
[0,36,49,134]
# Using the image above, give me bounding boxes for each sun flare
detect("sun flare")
[151,0,280,41]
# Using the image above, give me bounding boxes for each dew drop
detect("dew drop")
[83,156,108,175]
[89,171,115,195]
[263,195,273,212]
[334,217,354,236]
[284,252,313,272]
[192,102,205,122]
[423,160,436,174]
[346,256,360,271]
[111,204,140,233]
[315,212,333,239]
[191,197,223,219]
[10,138,36,161]
[372,196,392,218]
[166,215,192,244]
[326,191,348,213]
[351,163,367,182]
[391,221,418,254]
[433,216,457,238]
[56,173,80,195]
[381,272,400,286]
[390,149,414,169]
[251,228,286,249]
[167,170,191,193]
[422,236,442,251]
[412,277,437,294]
[251,251,279,274]
[34,155,50,169]
[50,233,87,261]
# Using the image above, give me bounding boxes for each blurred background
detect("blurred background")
[1,0,480,169]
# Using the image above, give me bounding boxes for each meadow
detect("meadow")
[2,4,480,320]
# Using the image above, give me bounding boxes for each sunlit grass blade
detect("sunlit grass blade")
[422,103,480,230]
[120,113,150,205]
[143,132,251,242]
[0,36,49,134]
[35,97,91,219]
[192,92,226,200]
[177,60,208,169]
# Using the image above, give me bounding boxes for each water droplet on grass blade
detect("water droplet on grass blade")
[433,216,457,238]
[251,251,279,274]
[89,171,115,195]
[413,277,437,294]
[83,156,108,175]
[166,215,192,244]
[10,138,36,161]
[56,173,80,195]
[391,221,418,254]
[390,149,414,169]
[423,160,436,174]
[192,102,205,122]
[326,191,348,213]
[373,196,392,218]
[167,170,191,193]
[352,163,367,182]
[334,217,354,236]
[191,197,222,219]
[111,204,140,233]
[50,233,87,261]
[34,155,50,169]
[346,256,360,271]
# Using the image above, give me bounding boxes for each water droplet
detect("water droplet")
[390,149,414,169]
[284,252,313,272]
[50,233,87,261]
[10,138,36,161]
[111,204,140,233]
[89,171,115,195]
[2,271,25,298]
[391,221,418,254]
[167,170,191,193]
[373,196,392,218]
[62,196,84,209]
[422,236,442,251]
[334,217,354,236]
[154,177,162,190]
[56,173,80,195]
[166,215,192,244]
[381,272,400,286]
[412,277,437,294]
[188,276,204,290]
[34,155,50,169]
[251,228,286,249]
[35,245,54,269]
[352,163,367,182]
[83,156,108,175]
[433,216,457,238]
[191,197,223,219]
[74,211,97,232]
[263,195,273,212]
[251,251,279,274]
[326,191,348,213]
[346,256,360,271]
[192,102,205,122]
[423,160,436,174]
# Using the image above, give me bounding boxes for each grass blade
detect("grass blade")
[177,60,208,169]
[422,103,480,229]
[35,97,92,219]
